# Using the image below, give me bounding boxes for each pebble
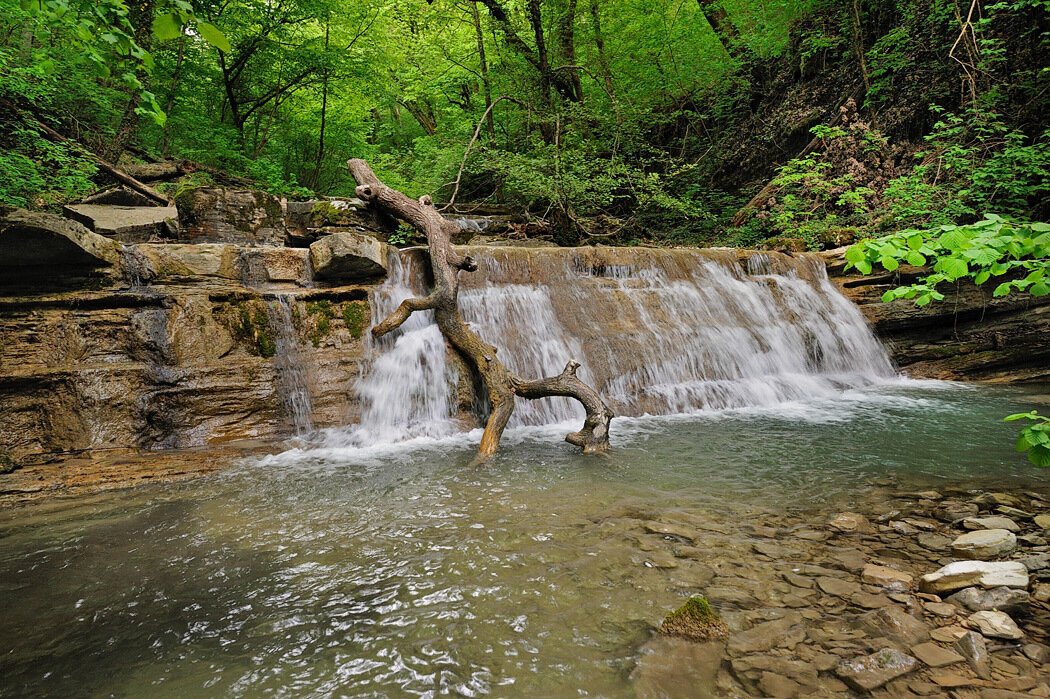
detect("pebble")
[968,610,1023,640]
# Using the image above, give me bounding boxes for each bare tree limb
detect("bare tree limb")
[349,158,613,458]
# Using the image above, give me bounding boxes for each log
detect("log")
[348,158,613,459]
[0,98,173,207]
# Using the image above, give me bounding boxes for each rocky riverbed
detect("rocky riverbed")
[631,483,1050,698]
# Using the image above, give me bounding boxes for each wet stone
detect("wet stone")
[919,561,1029,594]
[859,606,929,647]
[757,672,799,698]
[862,563,913,590]
[643,521,699,541]
[816,576,860,597]
[852,591,892,609]
[931,672,984,688]
[951,529,1017,560]
[835,648,918,691]
[911,641,965,668]
[727,616,805,656]
[963,516,1020,533]
[968,610,1023,640]
[828,512,872,534]
[782,572,814,589]
[946,586,1030,614]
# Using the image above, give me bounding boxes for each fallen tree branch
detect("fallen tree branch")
[0,98,173,207]
[349,158,613,459]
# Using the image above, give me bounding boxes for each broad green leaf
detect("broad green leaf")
[907,234,923,251]
[905,251,926,267]
[881,289,897,303]
[880,256,899,272]
[197,22,231,53]
[938,257,968,280]
[1030,222,1050,232]
[993,282,1013,297]
[1004,412,1038,421]
[152,13,182,41]
[939,228,970,250]
[844,246,865,263]
[855,259,872,275]
[974,270,990,284]
[1028,444,1050,468]
[1031,282,1050,297]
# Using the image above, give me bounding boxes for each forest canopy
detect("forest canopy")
[2,0,1048,247]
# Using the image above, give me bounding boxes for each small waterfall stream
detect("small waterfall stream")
[334,247,896,447]
[240,251,315,435]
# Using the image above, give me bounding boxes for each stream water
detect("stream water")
[2,247,1047,696]
[1,382,1048,696]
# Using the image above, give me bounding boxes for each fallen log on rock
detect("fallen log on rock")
[348,158,613,460]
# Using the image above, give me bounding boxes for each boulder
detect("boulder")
[63,204,179,242]
[919,561,1028,594]
[951,529,1017,560]
[835,649,918,691]
[0,208,120,274]
[175,187,285,245]
[968,610,1023,640]
[862,564,913,591]
[136,243,241,279]
[946,586,1030,614]
[962,516,1020,533]
[239,247,311,284]
[309,232,389,282]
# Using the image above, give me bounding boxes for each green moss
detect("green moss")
[306,300,335,347]
[342,301,369,339]
[232,302,276,358]
[659,597,728,643]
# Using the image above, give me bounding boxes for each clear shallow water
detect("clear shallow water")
[1,382,1048,697]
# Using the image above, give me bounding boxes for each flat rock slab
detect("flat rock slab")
[951,529,1017,560]
[309,232,389,282]
[836,648,918,691]
[968,610,1023,640]
[963,516,1020,532]
[862,563,913,590]
[911,641,965,668]
[64,204,178,242]
[0,208,119,271]
[859,606,929,647]
[136,243,241,279]
[175,187,285,245]
[827,512,872,533]
[727,615,805,655]
[920,561,1028,594]
[816,576,860,597]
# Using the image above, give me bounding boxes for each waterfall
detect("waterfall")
[333,247,896,447]
[239,251,315,436]
[265,296,315,435]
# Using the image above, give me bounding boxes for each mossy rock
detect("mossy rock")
[0,451,18,474]
[342,301,369,339]
[659,597,729,643]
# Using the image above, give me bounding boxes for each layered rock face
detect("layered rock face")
[0,203,390,472]
[828,258,1050,382]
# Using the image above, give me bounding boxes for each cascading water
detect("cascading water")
[326,254,460,447]
[333,246,896,447]
[266,296,315,435]
[239,251,315,435]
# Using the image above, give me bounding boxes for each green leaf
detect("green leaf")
[905,251,926,267]
[1031,282,1050,297]
[855,259,872,275]
[197,21,231,53]
[907,234,923,251]
[1030,222,1050,232]
[880,256,899,272]
[1005,411,1038,421]
[1028,444,1050,468]
[845,246,865,264]
[939,228,970,250]
[993,282,1013,297]
[152,13,182,42]
[938,257,968,280]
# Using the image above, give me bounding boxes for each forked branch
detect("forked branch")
[348,158,613,458]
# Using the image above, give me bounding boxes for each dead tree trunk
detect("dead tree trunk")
[348,158,612,460]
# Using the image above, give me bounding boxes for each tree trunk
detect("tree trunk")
[348,158,613,459]
[470,2,496,139]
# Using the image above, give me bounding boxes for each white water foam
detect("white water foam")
[320,248,901,450]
